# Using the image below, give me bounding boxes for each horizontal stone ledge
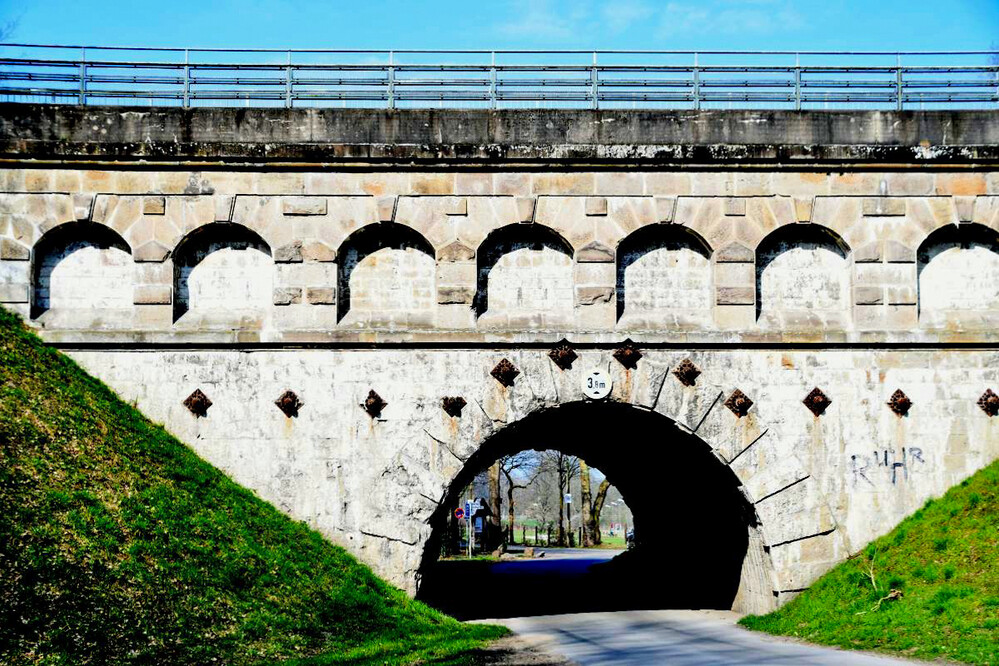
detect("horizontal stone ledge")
[6,106,999,166]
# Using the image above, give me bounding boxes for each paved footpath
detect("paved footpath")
[484,609,916,665]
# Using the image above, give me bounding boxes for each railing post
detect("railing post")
[692,52,700,110]
[489,51,497,110]
[387,50,395,110]
[285,51,293,109]
[794,52,801,111]
[896,53,903,111]
[183,49,190,109]
[78,47,87,106]
[591,51,599,110]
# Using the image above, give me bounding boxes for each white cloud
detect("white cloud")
[657,0,805,39]
[601,0,655,34]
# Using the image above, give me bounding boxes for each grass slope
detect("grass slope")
[0,308,505,665]
[741,461,999,664]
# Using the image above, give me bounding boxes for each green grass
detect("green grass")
[0,307,506,665]
[740,460,999,664]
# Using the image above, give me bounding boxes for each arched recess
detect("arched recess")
[616,224,713,323]
[172,223,273,323]
[756,224,851,325]
[31,221,133,319]
[474,224,575,319]
[417,401,775,617]
[336,222,436,324]
[917,223,999,324]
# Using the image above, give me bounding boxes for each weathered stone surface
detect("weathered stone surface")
[133,285,172,305]
[273,287,302,305]
[133,240,170,263]
[0,238,29,261]
[576,240,615,263]
[716,242,754,263]
[6,107,999,615]
[863,198,906,217]
[437,286,474,304]
[437,240,475,262]
[584,197,608,216]
[274,241,303,263]
[302,241,336,263]
[282,196,327,216]
[142,196,166,215]
[306,288,335,305]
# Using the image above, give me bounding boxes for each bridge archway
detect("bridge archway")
[474,224,575,320]
[755,224,851,327]
[172,223,272,323]
[417,401,776,618]
[31,221,133,320]
[917,222,999,324]
[616,224,713,325]
[336,222,436,325]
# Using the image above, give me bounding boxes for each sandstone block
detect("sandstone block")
[73,193,94,221]
[862,198,905,217]
[0,238,29,261]
[515,197,536,223]
[584,197,608,216]
[282,197,327,216]
[133,240,170,263]
[273,287,303,305]
[716,287,754,306]
[437,286,474,304]
[142,196,166,216]
[854,286,884,305]
[306,288,336,305]
[302,241,336,263]
[716,242,754,263]
[724,197,747,216]
[854,242,882,264]
[444,197,468,216]
[654,196,676,223]
[437,240,475,262]
[133,285,172,305]
[377,196,396,222]
[576,286,613,305]
[274,241,304,263]
[576,240,615,263]
[884,240,915,264]
[887,286,917,306]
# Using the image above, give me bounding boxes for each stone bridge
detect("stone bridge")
[3,104,999,614]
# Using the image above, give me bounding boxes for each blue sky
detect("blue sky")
[0,0,996,52]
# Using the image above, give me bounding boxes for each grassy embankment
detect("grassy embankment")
[741,460,999,664]
[0,307,505,665]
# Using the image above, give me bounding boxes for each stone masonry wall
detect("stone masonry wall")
[4,163,999,609]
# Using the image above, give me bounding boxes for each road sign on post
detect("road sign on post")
[454,507,465,520]
[564,493,572,505]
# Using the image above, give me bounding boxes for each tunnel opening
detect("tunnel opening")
[416,402,767,619]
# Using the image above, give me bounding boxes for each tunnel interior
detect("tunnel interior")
[416,402,764,619]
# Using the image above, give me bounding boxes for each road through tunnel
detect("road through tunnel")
[416,402,774,619]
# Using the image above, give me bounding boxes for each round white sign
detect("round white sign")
[581,368,612,400]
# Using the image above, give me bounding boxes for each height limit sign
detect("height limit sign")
[582,368,612,400]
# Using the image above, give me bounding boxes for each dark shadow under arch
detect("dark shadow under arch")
[616,225,713,321]
[916,223,999,315]
[31,221,132,319]
[336,222,435,323]
[417,402,760,619]
[172,223,272,322]
[474,224,574,317]
[755,224,851,322]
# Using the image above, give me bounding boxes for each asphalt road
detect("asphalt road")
[487,610,915,666]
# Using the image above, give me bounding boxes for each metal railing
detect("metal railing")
[1,44,997,111]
